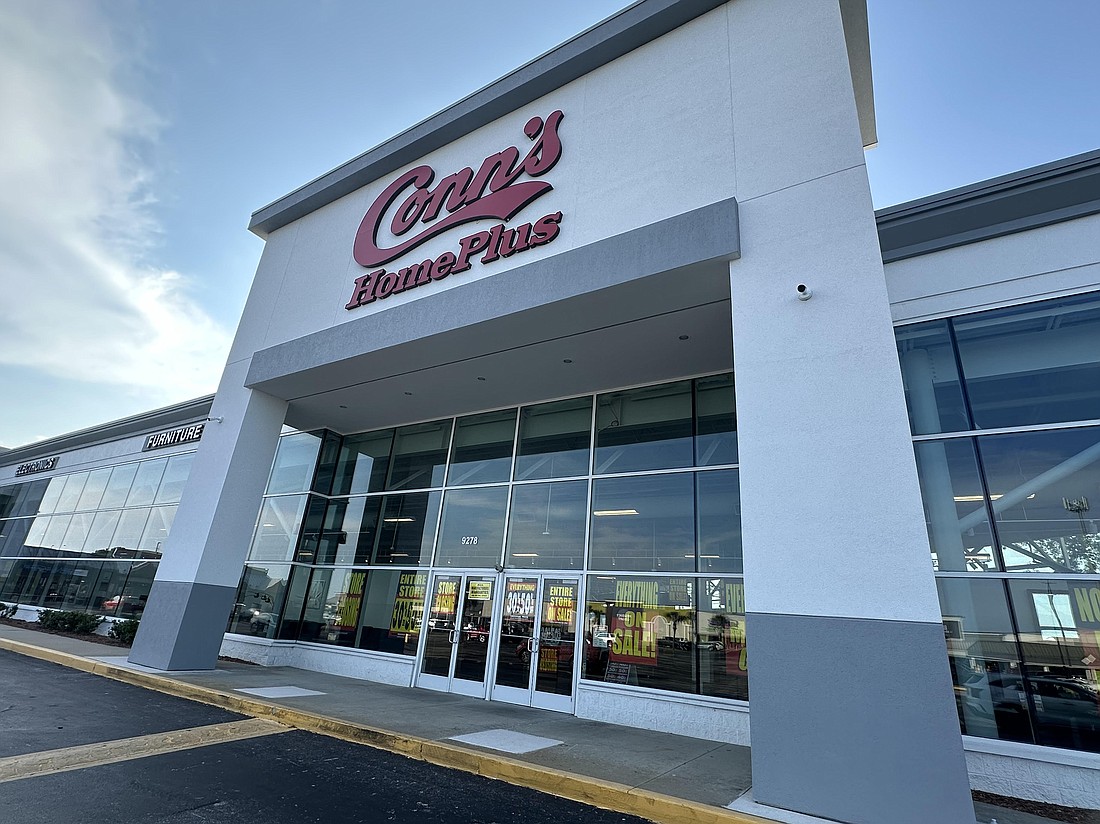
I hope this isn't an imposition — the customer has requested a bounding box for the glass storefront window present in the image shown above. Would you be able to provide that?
[116,560,155,618]
[37,476,66,515]
[448,409,517,486]
[595,382,694,474]
[228,564,291,637]
[895,320,969,435]
[937,578,1032,745]
[697,578,748,700]
[376,493,440,565]
[1008,579,1100,753]
[296,568,367,646]
[0,481,48,520]
[59,513,94,554]
[0,518,32,558]
[112,509,151,557]
[76,468,112,512]
[955,293,1100,430]
[138,506,176,557]
[696,471,742,573]
[125,459,167,507]
[88,562,132,615]
[515,397,592,481]
[55,473,88,514]
[267,432,322,494]
[154,454,194,504]
[387,420,451,490]
[694,374,738,466]
[979,428,1100,574]
[84,511,122,556]
[248,497,307,562]
[505,481,587,570]
[332,430,393,496]
[24,516,50,555]
[589,473,695,572]
[277,565,314,640]
[99,463,139,509]
[42,515,72,551]
[913,439,998,572]
[435,487,508,568]
[583,574,696,694]
[355,569,426,655]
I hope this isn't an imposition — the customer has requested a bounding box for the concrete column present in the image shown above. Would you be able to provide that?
[727,2,973,822]
[129,358,287,670]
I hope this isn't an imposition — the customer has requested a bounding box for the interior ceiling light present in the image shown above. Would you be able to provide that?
[383,517,415,523]
[593,509,639,516]
[512,553,539,557]
[952,494,1028,502]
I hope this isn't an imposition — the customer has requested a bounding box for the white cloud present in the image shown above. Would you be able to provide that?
[0,1,230,404]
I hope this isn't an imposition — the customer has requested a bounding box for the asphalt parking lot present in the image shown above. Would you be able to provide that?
[0,650,652,824]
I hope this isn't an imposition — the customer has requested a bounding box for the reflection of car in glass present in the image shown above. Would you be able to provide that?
[592,630,613,649]
[101,595,146,617]
[973,675,1100,730]
[249,611,275,634]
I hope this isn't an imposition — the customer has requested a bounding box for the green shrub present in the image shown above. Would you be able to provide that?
[37,609,105,634]
[108,618,140,646]
[0,602,16,619]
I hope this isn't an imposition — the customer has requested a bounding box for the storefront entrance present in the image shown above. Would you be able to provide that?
[415,572,580,712]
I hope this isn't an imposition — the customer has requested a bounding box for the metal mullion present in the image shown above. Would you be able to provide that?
[912,419,1100,442]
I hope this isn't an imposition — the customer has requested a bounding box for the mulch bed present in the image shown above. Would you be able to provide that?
[0,615,131,646]
[974,790,1100,823]
[0,616,254,663]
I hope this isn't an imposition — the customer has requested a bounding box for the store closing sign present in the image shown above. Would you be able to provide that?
[346,111,565,310]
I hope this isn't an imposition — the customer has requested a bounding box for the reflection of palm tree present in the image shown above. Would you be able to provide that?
[709,614,730,631]
[664,611,683,640]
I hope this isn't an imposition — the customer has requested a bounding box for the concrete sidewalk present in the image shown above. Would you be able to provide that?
[0,624,1059,824]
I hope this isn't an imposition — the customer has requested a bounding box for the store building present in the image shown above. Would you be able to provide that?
[2,1,1099,821]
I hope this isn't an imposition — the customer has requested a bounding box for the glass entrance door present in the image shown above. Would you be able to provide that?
[416,573,497,697]
[491,575,580,712]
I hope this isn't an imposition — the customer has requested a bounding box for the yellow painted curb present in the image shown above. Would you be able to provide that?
[0,637,771,824]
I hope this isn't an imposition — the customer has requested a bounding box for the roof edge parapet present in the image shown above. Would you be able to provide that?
[876,148,1100,263]
[0,395,215,466]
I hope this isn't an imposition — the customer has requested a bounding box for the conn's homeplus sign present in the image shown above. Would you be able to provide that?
[143,423,205,452]
[345,110,565,311]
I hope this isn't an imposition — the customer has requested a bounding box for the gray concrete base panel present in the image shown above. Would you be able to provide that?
[128,580,238,671]
[746,612,975,824]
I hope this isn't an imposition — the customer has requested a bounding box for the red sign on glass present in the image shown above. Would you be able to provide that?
[346,111,565,311]
[607,606,657,666]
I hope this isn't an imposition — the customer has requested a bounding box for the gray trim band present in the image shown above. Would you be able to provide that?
[746,612,974,823]
[245,197,739,394]
[248,0,728,238]
[128,580,239,671]
[877,147,1100,263]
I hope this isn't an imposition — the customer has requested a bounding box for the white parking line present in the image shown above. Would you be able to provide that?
[0,718,287,783]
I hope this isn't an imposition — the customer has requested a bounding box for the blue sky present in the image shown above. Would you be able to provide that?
[1,0,1098,449]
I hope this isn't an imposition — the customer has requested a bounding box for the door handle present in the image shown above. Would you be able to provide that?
[448,628,459,644]
[528,637,540,653]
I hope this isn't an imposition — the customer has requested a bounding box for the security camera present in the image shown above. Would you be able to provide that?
[796,284,813,301]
